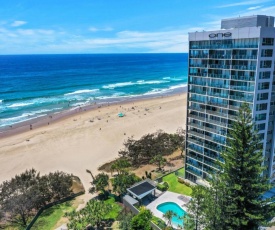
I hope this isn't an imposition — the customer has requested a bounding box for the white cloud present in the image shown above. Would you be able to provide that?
[247,5,262,10]
[88,26,113,32]
[81,29,189,52]
[217,0,271,8]
[11,20,27,27]
[239,5,275,16]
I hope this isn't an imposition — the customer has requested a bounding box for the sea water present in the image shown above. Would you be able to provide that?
[0,53,188,128]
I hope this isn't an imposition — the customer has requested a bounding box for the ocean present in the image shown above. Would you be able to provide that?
[0,53,188,129]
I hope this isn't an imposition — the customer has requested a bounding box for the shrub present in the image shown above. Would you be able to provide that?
[178,177,190,187]
[157,182,169,191]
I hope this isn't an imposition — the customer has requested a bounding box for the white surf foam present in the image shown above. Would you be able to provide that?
[169,84,187,90]
[102,80,169,89]
[102,82,134,89]
[143,84,187,96]
[7,102,34,108]
[163,77,185,81]
[65,89,99,96]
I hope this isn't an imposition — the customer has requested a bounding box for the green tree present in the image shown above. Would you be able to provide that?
[184,185,207,230]
[88,172,109,199]
[112,172,140,196]
[47,171,73,200]
[174,127,186,157]
[118,130,179,167]
[66,199,112,229]
[0,169,39,227]
[0,169,74,228]
[203,175,227,230]
[150,154,167,171]
[163,210,177,227]
[220,103,275,229]
[110,158,131,175]
[118,208,134,230]
[130,207,152,230]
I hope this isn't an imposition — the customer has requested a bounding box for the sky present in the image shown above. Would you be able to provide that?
[0,0,275,54]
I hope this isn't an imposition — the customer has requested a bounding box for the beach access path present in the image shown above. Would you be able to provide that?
[0,93,187,193]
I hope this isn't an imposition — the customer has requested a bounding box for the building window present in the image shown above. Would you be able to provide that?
[259,71,271,79]
[261,49,273,57]
[258,82,270,90]
[256,123,266,131]
[256,103,268,111]
[257,93,269,101]
[262,38,274,46]
[260,60,272,68]
[255,113,267,121]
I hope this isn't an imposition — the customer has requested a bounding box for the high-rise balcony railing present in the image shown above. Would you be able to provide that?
[189,130,205,139]
[189,89,207,95]
[231,65,256,71]
[186,166,203,176]
[208,83,229,89]
[232,55,257,60]
[188,113,206,121]
[204,134,226,146]
[190,44,258,49]
[208,100,228,108]
[204,150,222,161]
[187,153,204,163]
[208,73,230,79]
[189,96,206,104]
[230,85,255,92]
[208,64,231,69]
[204,159,221,170]
[204,142,223,153]
[188,143,204,154]
[209,54,231,59]
[189,81,207,86]
[186,160,203,169]
[207,91,229,98]
[231,75,255,82]
[187,137,204,147]
[189,72,208,77]
[188,122,227,136]
[206,118,230,128]
[189,105,237,121]
[190,64,208,68]
[188,105,205,113]
[189,54,209,58]
[229,94,254,102]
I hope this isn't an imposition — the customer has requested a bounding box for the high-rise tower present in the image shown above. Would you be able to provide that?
[185,15,275,184]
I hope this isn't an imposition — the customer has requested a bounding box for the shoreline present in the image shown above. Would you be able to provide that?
[0,87,187,139]
[0,92,187,191]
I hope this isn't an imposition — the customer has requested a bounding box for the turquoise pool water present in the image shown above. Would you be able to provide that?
[157,202,186,227]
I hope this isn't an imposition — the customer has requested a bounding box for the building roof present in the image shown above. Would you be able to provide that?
[127,180,156,199]
[123,194,139,205]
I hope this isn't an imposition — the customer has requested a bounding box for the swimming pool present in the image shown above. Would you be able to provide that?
[157,202,186,227]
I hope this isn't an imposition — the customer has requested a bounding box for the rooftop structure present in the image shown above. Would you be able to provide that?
[127,179,156,200]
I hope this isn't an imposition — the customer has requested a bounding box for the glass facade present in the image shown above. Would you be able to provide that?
[185,38,259,182]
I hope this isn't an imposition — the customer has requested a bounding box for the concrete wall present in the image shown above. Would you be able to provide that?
[221,15,274,29]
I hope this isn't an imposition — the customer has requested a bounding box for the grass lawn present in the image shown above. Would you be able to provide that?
[31,201,75,230]
[104,197,123,220]
[162,170,192,196]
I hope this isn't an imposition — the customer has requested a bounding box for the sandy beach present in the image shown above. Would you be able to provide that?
[0,93,187,192]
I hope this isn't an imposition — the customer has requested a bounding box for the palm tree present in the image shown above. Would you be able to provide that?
[177,215,185,229]
[163,210,177,227]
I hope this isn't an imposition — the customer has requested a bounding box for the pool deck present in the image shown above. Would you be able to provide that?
[146,191,191,227]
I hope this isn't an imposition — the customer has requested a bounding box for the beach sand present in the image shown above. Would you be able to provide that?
[0,93,187,193]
